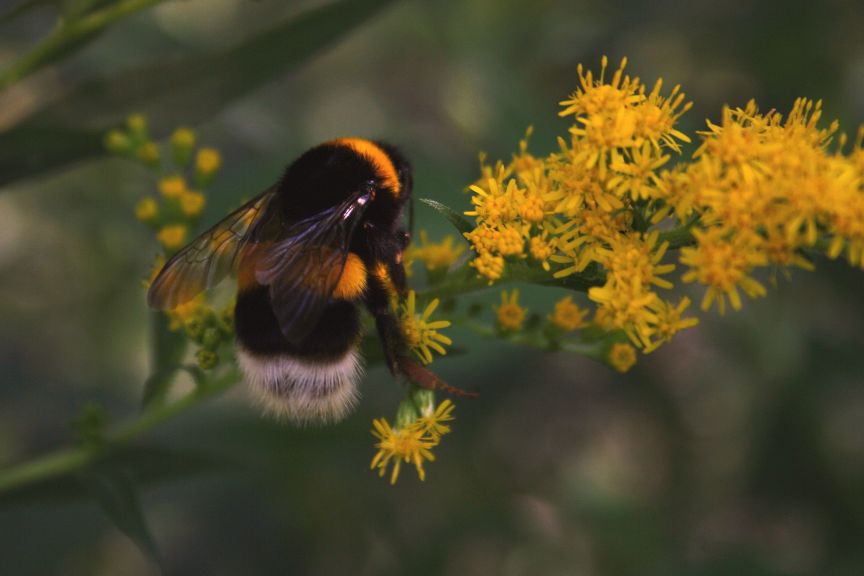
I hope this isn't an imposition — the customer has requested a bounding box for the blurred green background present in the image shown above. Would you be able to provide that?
[1,0,863,574]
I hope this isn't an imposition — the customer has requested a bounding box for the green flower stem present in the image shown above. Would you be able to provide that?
[0,0,168,91]
[0,368,239,496]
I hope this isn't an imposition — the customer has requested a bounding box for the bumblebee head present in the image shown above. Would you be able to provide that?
[279,138,411,229]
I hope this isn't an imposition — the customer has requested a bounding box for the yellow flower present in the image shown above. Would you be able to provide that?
[399,291,452,364]
[469,251,504,282]
[171,127,196,166]
[549,296,588,331]
[171,127,196,150]
[370,418,437,484]
[157,224,188,251]
[409,230,465,272]
[608,342,637,373]
[644,297,699,352]
[104,130,130,154]
[495,289,527,331]
[159,176,186,199]
[126,114,147,135]
[166,293,206,331]
[680,228,767,313]
[196,148,222,178]
[136,142,159,166]
[135,197,158,223]
[180,191,206,217]
[370,399,455,484]
[416,399,455,439]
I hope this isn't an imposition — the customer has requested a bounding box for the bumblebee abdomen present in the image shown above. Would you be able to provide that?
[234,285,364,423]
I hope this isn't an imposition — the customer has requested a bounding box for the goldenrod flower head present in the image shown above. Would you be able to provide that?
[196,148,222,177]
[409,230,465,272]
[135,197,158,223]
[371,399,455,484]
[180,190,206,217]
[104,130,130,154]
[166,293,206,331]
[157,224,188,251]
[136,142,160,166]
[495,289,527,331]
[171,127,196,150]
[159,176,187,199]
[126,114,147,135]
[608,342,637,373]
[399,290,452,364]
[549,296,588,331]
[469,250,504,283]
[171,127,196,167]
[680,228,767,313]
[644,297,699,352]
[416,399,455,439]
[371,418,436,484]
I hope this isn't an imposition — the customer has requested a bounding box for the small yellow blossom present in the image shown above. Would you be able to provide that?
[157,224,188,251]
[371,418,436,484]
[180,190,206,217]
[126,114,147,135]
[608,342,637,373]
[399,291,452,364]
[680,228,767,313]
[416,399,455,438]
[136,142,159,166]
[171,127,196,150]
[135,197,158,223]
[470,251,504,282]
[495,289,527,331]
[644,298,699,352]
[159,176,186,199]
[371,400,455,484]
[166,293,206,331]
[409,230,465,272]
[104,130,130,153]
[196,148,222,177]
[549,296,588,331]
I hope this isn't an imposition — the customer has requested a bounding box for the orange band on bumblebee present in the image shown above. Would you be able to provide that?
[332,138,401,197]
[333,253,368,300]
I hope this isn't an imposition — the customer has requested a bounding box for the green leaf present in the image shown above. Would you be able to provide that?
[81,468,162,569]
[419,198,474,236]
[0,0,399,188]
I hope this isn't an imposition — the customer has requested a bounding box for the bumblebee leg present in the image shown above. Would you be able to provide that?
[365,272,406,375]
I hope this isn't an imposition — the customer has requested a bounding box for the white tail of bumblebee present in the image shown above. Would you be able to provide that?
[236,347,362,424]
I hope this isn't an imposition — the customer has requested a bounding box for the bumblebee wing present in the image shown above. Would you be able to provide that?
[147,187,278,309]
[255,193,367,344]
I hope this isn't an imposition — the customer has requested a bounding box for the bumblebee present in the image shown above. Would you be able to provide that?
[148,138,418,423]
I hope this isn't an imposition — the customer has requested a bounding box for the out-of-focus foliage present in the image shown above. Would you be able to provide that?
[0,0,863,575]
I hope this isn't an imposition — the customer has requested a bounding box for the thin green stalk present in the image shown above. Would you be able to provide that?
[0,368,238,496]
[0,0,167,91]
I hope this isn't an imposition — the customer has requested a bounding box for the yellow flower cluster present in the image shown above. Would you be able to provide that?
[462,56,864,359]
[371,399,455,484]
[464,57,696,353]
[675,99,864,311]
[107,119,219,255]
[109,116,231,369]
[398,290,453,364]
